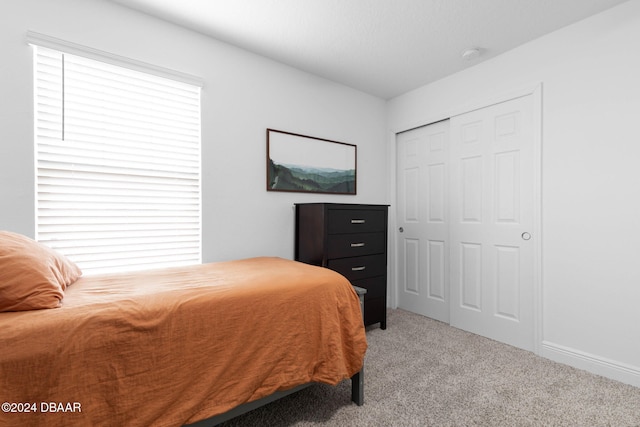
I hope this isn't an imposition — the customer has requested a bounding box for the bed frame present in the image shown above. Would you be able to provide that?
[186,286,367,426]
[187,372,363,426]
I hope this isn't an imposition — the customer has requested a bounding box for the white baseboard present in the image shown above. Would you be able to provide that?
[541,341,640,388]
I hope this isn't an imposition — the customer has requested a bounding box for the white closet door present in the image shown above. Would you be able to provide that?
[396,120,450,323]
[449,94,535,351]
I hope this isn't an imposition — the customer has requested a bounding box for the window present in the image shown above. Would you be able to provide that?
[32,40,202,275]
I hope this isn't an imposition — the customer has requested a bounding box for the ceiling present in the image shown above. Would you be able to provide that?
[109,0,629,99]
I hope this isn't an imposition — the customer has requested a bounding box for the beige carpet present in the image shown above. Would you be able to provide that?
[220,309,640,426]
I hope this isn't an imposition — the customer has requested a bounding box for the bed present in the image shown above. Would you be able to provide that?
[0,231,367,427]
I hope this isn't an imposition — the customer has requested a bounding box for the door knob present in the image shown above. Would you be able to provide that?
[521,232,531,241]
[399,227,404,233]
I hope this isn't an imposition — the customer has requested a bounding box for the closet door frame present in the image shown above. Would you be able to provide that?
[387,83,543,355]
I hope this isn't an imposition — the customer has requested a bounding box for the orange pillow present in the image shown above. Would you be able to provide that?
[0,231,82,312]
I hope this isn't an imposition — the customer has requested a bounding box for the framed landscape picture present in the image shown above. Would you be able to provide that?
[267,129,356,194]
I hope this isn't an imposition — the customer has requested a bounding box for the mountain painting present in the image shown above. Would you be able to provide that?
[267,129,356,194]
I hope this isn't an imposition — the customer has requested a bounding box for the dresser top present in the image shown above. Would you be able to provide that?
[295,202,389,209]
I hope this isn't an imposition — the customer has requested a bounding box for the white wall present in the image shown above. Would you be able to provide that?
[0,0,388,262]
[388,1,640,386]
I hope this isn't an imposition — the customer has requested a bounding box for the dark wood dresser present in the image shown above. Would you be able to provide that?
[295,203,388,329]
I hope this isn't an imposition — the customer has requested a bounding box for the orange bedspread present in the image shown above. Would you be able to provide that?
[0,257,367,427]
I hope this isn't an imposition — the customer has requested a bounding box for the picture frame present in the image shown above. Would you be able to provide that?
[266,128,357,195]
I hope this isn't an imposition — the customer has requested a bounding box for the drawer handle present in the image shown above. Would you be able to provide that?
[350,242,365,248]
[351,219,366,224]
[352,266,366,271]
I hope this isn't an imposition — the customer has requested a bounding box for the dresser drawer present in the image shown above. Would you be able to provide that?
[327,232,386,259]
[351,276,386,299]
[363,297,386,328]
[328,254,386,281]
[327,209,386,234]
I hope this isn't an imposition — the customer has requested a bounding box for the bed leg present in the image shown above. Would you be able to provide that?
[351,368,364,406]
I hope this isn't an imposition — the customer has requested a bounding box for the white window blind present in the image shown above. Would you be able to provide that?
[33,45,202,275]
